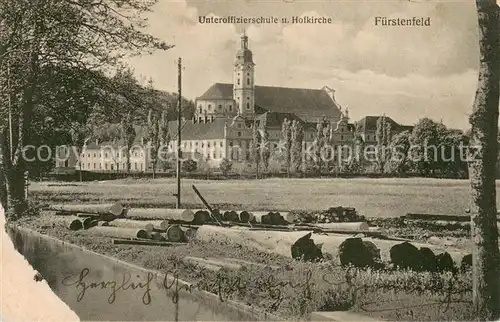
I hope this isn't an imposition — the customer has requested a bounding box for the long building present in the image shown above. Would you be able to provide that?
[56,33,356,172]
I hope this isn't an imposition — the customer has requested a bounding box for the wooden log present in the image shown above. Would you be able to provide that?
[219,257,280,270]
[405,213,470,222]
[311,234,467,264]
[150,232,164,241]
[54,210,72,216]
[181,258,225,272]
[109,219,156,232]
[151,220,170,230]
[193,210,210,225]
[239,211,254,223]
[222,210,239,222]
[252,212,274,225]
[314,222,369,231]
[281,212,296,224]
[87,226,150,239]
[124,208,195,222]
[180,226,197,242]
[194,225,318,260]
[161,225,185,242]
[53,216,83,231]
[270,212,286,225]
[75,212,116,222]
[69,219,83,231]
[368,226,387,234]
[182,256,242,271]
[48,203,125,216]
[82,217,98,230]
[112,239,183,246]
[404,219,500,230]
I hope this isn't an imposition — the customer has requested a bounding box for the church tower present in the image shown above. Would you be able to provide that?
[233,32,255,118]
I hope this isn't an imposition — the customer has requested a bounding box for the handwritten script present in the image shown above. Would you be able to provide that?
[61,265,471,313]
[61,268,154,305]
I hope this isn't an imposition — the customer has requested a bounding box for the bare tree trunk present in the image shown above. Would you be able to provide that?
[469,1,500,320]
[126,147,131,174]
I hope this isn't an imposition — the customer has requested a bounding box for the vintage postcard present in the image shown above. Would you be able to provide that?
[1,0,500,321]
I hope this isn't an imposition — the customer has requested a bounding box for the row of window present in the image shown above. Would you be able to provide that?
[183,141,224,149]
[81,151,144,158]
[198,99,252,114]
[236,78,251,86]
[199,104,233,114]
[79,162,144,171]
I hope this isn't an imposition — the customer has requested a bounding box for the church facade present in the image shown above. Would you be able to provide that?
[165,33,354,167]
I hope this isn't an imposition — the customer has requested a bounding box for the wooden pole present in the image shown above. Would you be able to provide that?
[192,185,223,226]
[124,208,194,222]
[176,57,182,209]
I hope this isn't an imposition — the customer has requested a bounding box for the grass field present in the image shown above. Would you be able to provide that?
[21,177,483,320]
[29,177,500,217]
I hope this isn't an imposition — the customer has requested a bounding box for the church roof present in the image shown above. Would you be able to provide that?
[197,83,342,121]
[255,111,304,128]
[197,83,234,100]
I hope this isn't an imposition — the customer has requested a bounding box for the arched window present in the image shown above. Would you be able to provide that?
[247,78,250,85]
[238,79,240,85]
[246,102,250,110]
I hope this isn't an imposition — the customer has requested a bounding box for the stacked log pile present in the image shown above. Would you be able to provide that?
[192,225,470,272]
[295,206,365,224]
[45,201,473,273]
[49,203,198,245]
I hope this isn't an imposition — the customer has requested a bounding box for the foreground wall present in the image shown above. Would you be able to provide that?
[6,225,280,321]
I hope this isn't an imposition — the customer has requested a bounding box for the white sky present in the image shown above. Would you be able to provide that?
[127,0,492,130]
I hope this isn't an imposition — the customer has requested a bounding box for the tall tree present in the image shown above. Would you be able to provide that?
[313,120,326,175]
[260,129,270,173]
[251,123,261,179]
[409,117,448,176]
[0,0,172,215]
[468,1,500,320]
[389,130,411,175]
[120,111,136,173]
[290,120,304,173]
[69,122,92,182]
[158,111,171,171]
[146,109,160,178]
[375,115,392,173]
[281,118,292,177]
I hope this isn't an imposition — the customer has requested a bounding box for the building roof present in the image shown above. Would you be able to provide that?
[255,111,304,128]
[197,83,234,100]
[355,116,412,133]
[197,83,342,121]
[167,118,228,140]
